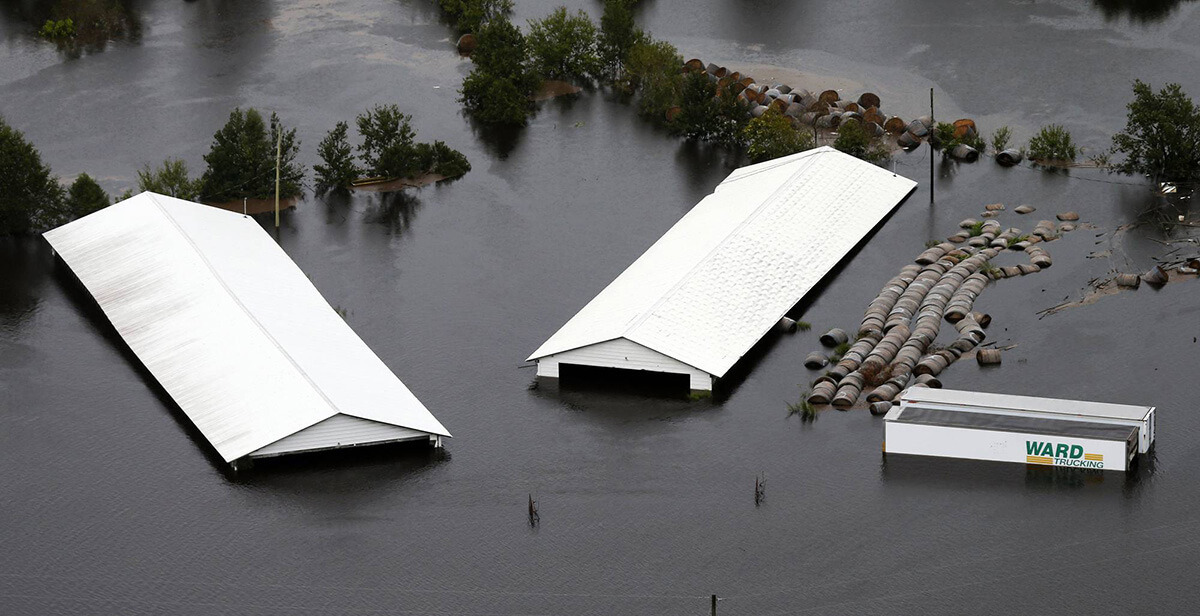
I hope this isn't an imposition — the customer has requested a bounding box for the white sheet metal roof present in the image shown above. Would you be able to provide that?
[43,192,449,462]
[528,147,917,377]
[900,388,1154,421]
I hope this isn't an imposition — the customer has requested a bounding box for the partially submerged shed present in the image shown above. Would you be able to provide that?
[43,192,450,467]
[527,147,917,391]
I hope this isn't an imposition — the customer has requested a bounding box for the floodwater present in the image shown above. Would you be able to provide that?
[2,1,1200,614]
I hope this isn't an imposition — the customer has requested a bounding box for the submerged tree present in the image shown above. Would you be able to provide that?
[314,121,361,192]
[598,0,644,79]
[527,7,601,82]
[437,0,513,34]
[624,38,682,121]
[356,105,419,179]
[137,158,200,200]
[834,118,891,163]
[459,17,538,125]
[1027,124,1078,163]
[672,72,747,148]
[65,173,109,219]
[199,108,303,201]
[1110,80,1200,185]
[0,116,66,235]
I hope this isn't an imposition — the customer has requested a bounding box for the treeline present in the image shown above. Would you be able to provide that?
[0,104,471,235]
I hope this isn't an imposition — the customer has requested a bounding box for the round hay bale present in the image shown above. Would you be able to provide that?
[1018,263,1041,275]
[1142,265,1168,286]
[705,62,720,75]
[897,131,921,150]
[1031,254,1052,268]
[976,348,1002,365]
[784,102,805,118]
[844,102,861,113]
[916,115,933,128]
[818,89,840,105]
[971,311,991,328]
[799,112,819,125]
[776,84,792,95]
[952,119,977,139]
[740,76,755,88]
[820,328,849,347]
[1059,223,1076,232]
[858,92,882,109]
[456,33,478,54]
[714,66,728,78]
[996,149,1024,166]
[950,144,979,162]
[1001,265,1022,277]
[832,382,861,408]
[869,401,893,416]
[984,203,1005,212]
[804,351,829,370]
[727,71,741,82]
[750,105,768,118]
[765,88,782,99]
[1056,211,1080,221]
[906,120,930,138]
[862,106,885,126]
[959,218,979,229]
[1014,205,1035,214]
[808,380,837,405]
[684,58,705,72]
[914,374,942,388]
[884,116,907,135]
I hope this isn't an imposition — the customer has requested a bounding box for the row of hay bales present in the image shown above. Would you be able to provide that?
[803,216,1056,414]
[683,59,903,138]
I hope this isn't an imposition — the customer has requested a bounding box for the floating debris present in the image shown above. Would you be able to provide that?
[1142,265,1168,286]
[1057,212,1080,222]
[1014,205,1035,214]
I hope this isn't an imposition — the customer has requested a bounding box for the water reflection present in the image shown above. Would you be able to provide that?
[1092,0,1196,22]
[0,238,51,332]
[367,189,422,234]
[0,0,143,56]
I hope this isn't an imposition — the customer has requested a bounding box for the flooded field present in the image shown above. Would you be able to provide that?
[2,1,1199,614]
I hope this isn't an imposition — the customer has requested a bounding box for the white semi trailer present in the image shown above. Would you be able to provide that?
[883,389,1155,472]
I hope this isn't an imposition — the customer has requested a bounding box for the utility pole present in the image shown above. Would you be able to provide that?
[274,125,282,228]
[711,594,718,616]
[929,87,935,204]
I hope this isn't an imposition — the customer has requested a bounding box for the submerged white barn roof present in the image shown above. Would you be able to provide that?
[529,147,917,378]
[44,192,449,462]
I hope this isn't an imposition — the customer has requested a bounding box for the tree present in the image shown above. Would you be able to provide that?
[415,141,472,178]
[313,121,361,192]
[66,174,109,219]
[527,7,600,82]
[1027,124,1078,162]
[625,38,682,120]
[199,108,303,201]
[459,17,538,126]
[0,115,66,235]
[1111,80,1200,184]
[437,0,513,34]
[599,0,644,78]
[356,106,418,178]
[744,108,814,163]
[834,118,890,163]
[137,158,200,200]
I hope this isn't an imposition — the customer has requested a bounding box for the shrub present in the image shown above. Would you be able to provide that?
[0,116,66,235]
[459,16,539,126]
[66,173,109,218]
[199,108,303,201]
[314,121,361,192]
[527,7,600,82]
[437,0,513,34]
[1110,80,1200,184]
[991,126,1012,151]
[834,119,891,163]
[934,121,985,154]
[744,108,813,163]
[598,0,644,79]
[137,158,200,200]
[625,38,682,120]
[1027,124,1078,162]
[415,141,472,178]
[39,18,75,40]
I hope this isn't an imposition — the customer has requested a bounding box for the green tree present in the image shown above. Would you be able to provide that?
[66,173,109,218]
[527,7,600,82]
[314,121,362,192]
[671,71,747,148]
[459,17,538,125]
[199,108,303,201]
[990,126,1012,151]
[744,108,814,163]
[415,141,472,178]
[599,0,644,79]
[1110,80,1200,184]
[437,0,513,34]
[625,38,682,121]
[0,116,66,235]
[356,106,418,179]
[1027,124,1078,162]
[834,118,890,163]
[137,158,200,200]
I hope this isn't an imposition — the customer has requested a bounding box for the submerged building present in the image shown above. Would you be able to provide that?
[44,192,450,467]
[527,147,917,391]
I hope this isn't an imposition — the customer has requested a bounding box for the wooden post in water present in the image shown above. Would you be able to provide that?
[711,594,718,616]
[274,124,282,228]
